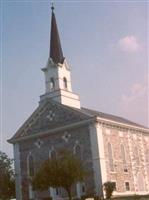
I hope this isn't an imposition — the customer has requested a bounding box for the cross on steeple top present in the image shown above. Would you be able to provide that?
[51,2,54,11]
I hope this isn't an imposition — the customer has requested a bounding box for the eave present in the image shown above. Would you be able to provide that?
[7,117,96,144]
[96,116,149,134]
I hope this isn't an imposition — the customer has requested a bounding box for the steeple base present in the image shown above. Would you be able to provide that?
[40,90,81,109]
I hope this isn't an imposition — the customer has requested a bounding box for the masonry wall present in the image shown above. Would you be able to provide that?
[19,125,95,200]
[102,124,149,195]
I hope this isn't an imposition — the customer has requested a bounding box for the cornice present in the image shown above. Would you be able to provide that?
[8,117,95,144]
[96,116,149,133]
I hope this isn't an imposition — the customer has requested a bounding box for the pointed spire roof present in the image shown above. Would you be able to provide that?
[50,6,64,64]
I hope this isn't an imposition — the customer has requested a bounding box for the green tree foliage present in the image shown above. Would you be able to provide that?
[103,181,115,199]
[0,151,15,200]
[33,150,87,200]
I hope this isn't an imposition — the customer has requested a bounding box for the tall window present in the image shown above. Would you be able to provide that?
[108,143,114,172]
[55,187,62,196]
[125,182,130,191]
[146,149,149,163]
[134,147,140,166]
[28,155,34,177]
[50,77,55,91]
[74,145,82,160]
[50,150,56,159]
[81,183,85,194]
[121,144,127,172]
[137,172,145,191]
[63,77,67,90]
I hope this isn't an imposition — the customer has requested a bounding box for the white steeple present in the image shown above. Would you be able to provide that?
[40,6,80,109]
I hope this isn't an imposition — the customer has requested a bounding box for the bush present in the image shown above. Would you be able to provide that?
[103,181,115,199]
[42,197,52,200]
[94,195,101,200]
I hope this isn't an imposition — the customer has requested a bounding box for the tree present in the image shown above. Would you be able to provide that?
[0,151,15,200]
[33,150,87,200]
[103,181,115,199]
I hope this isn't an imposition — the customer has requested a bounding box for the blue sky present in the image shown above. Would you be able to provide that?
[1,1,148,157]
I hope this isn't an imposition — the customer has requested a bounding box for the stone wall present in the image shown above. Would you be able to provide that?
[102,124,149,195]
[19,124,95,200]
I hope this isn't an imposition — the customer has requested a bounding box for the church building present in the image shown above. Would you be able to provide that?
[8,6,149,200]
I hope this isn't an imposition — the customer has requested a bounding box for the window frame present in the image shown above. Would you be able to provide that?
[107,143,114,172]
[27,154,34,177]
[49,149,57,160]
[125,182,130,191]
[50,77,55,91]
[74,144,82,160]
[63,77,68,90]
[121,144,128,172]
[134,146,140,166]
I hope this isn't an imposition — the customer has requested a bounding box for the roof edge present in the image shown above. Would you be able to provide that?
[8,117,95,144]
[96,116,149,133]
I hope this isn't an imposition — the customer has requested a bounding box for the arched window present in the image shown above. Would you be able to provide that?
[146,149,149,163]
[76,182,85,197]
[121,144,127,172]
[50,77,55,91]
[74,145,82,160]
[27,155,34,177]
[108,143,114,172]
[63,77,67,90]
[137,172,145,191]
[81,183,85,194]
[134,147,140,166]
[50,150,56,159]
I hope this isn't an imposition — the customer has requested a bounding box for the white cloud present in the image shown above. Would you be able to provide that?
[122,83,146,104]
[120,79,149,127]
[118,35,140,52]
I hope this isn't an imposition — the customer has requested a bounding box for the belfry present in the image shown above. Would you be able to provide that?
[40,6,80,109]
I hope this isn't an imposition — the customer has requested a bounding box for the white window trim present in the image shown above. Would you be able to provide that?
[27,152,34,177]
[124,181,131,191]
[108,143,114,172]
[73,144,82,160]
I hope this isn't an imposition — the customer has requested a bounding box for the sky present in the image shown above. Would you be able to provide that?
[0,0,148,158]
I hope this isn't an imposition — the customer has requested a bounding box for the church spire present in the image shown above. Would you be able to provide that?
[41,5,80,109]
[50,5,64,64]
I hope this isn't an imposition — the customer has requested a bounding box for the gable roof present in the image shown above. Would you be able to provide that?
[81,107,147,129]
[8,99,92,143]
